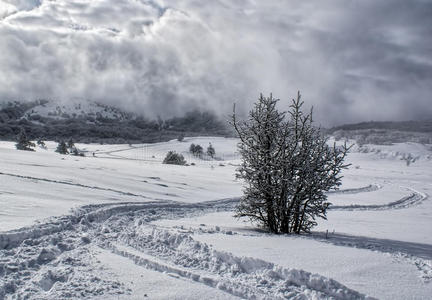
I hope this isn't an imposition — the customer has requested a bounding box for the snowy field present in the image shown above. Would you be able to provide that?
[0,137,431,299]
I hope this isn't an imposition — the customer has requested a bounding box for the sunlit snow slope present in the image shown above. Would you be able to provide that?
[0,137,431,299]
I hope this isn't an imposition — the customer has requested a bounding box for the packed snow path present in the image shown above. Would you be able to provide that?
[0,198,374,300]
[329,187,428,211]
[1,196,431,299]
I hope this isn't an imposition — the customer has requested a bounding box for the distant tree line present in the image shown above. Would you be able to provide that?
[15,128,84,156]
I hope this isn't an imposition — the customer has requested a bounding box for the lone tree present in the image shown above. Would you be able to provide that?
[231,92,350,234]
[56,140,69,154]
[206,143,216,158]
[16,128,35,151]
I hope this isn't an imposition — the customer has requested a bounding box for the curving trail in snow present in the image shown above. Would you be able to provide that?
[0,181,429,298]
[308,231,432,282]
[105,229,371,300]
[329,188,428,211]
[0,171,149,198]
[327,184,382,195]
[0,198,374,299]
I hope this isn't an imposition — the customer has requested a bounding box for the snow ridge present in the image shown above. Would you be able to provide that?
[103,228,373,300]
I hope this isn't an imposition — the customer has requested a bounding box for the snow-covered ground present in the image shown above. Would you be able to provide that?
[0,138,431,299]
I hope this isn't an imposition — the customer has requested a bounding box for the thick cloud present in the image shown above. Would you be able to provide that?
[0,0,431,125]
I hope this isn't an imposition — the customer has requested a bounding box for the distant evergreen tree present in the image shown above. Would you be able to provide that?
[56,140,69,154]
[206,143,215,158]
[15,128,35,151]
[163,151,186,165]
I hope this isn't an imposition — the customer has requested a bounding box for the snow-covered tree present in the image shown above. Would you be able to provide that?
[231,92,350,234]
[15,128,35,151]
[56,140,69,154]
[206,143,215,158]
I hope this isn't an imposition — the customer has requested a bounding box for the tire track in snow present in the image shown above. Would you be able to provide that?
[0,171,152,198]
[0,197,373,299]
[0,182,426,298]
[0,198,238,249]
[329,188,428,211]
[99,228,373,300]
[327,184,382,195]
[309,232,432,282]
[94,144,161,162]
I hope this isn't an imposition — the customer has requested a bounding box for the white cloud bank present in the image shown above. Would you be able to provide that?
[0,0,431,125]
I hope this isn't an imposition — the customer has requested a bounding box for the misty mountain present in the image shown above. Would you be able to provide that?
[0,100,231,143]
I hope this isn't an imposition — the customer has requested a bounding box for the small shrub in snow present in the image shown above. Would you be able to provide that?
[15,128,35,151]
[163,151,186,165]
[177,133,185,142]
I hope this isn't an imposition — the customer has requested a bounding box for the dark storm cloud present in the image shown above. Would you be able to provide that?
[0,0,431,125]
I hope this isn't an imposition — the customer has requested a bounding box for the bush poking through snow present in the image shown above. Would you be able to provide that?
[231,92,350,234]
[15,128,35,151]
[163,151,187,165]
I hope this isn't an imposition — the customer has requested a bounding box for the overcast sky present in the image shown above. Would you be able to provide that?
[0,0,431,126]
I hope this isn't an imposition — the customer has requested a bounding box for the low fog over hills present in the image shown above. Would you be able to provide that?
[0,0,431,126]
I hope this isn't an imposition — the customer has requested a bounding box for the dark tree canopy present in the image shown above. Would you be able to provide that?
[231,92,350,234]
